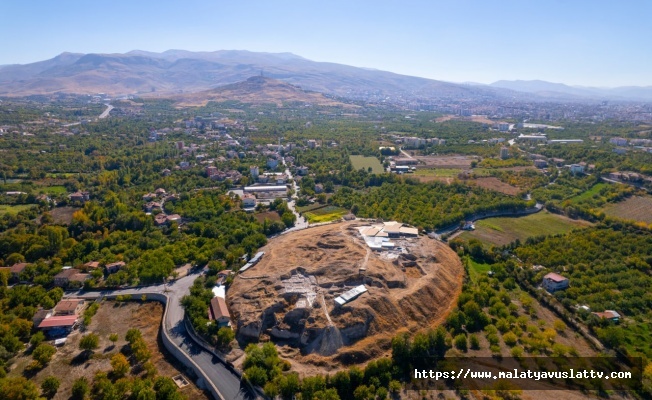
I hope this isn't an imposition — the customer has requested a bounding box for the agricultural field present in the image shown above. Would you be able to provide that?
[413,168,460,177]
[253,210,282,223]
[0,204,35,215]
[414,155,476,169]
[349,155,384,174]
[469,177,520,196]
[602,195,652,223]
[459,211,592,247]
[302,205,348,223]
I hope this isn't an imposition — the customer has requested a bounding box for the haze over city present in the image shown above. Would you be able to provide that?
[2,0,651,87]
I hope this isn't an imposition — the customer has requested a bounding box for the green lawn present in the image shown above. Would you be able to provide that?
[466,257,492,282]
[459,211,592,247]
[41,185,68,195]
[0,204,35,215]
[568,182,608,204]
[349,155,384,174]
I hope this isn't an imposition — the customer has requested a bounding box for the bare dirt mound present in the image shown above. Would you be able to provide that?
[228,221,463,371]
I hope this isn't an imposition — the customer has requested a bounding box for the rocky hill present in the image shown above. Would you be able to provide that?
[174,76,352,107]
[228,221,464,371]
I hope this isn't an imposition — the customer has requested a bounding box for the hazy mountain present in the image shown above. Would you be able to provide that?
[490,80,652,101]
[0,50,516,102]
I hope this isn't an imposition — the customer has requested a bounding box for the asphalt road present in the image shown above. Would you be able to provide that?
[68,271,257,400]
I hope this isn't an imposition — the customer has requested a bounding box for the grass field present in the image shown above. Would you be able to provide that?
[41,185,68,195]
[459,211,592,247]
[303,205,348,223]
[569,182,608,203]
[349,155,384,174]
[0,204,35,215]
[603,195,652,223]
[466,257,492,282]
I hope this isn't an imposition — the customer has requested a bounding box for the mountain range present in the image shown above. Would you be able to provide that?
[0,50,650,103]
[490,80,652,101]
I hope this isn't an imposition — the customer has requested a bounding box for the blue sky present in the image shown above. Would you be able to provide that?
[1,0,650,87]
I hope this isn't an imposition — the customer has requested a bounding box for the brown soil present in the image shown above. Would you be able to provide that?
[253,211,282,223]
[413,155,477,169]
[49,206,79,225]
[228,221,464,375]
[469,177,521,196]
[9,302,209,400]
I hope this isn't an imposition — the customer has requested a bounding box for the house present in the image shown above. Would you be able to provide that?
[267,158,279,169]
[534,159,548,168]
[154,214,168,226]
[69,191,90,203]
[38,315,78,336]
[166,214,181,223]
[155,188,167,196]
[592,310,621,322]
[142,193,157,201]
[314,184,324,194]
[54,299,84,316]
[542,272,569,292]
[69,273,90,286]
[242,193,256,208]
[53,268,83,287]
[208,296,231,327]
[105,261,126,274]
[144,201,162,212]
[83,261,100,270]
[161,168,172,176]
[296,166,309,176]
[609,137,628,146]
[10,262,28,280]
[569,164,585,174]
[32,308,53,328]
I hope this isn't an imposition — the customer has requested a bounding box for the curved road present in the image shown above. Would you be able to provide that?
[68,271,257,400]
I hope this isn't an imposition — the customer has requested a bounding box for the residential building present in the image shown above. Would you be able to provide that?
[38,315,78,335]
[609,137,628,146]
[306,139,317,149]
[242,193,256,208]
[53,268,83,287]
[54,299,84,316]
[83,261,100,270]
[10,262,28,280]
[208,296,231,327]
[296,166,309,176]
[542,272,569,292]
[267,158,279,169]
[591,310,621,322]
[315,184,324,194]
[500,147,510,160]
[105,261,126,274]
[250,165,259,179]
[69,191,90,203]
[569,164,585,174]
[534,159,548,168]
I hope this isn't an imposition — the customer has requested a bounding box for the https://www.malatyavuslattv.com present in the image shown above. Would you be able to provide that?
[407,358,641,391]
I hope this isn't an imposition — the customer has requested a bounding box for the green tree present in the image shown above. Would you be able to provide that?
[32,343,56,366]
[79,333,99,352]
[71,377,89,400]
[41,376,60,399]
[0,377,41,400]
[454,334,468,352]
[111,353,130,377]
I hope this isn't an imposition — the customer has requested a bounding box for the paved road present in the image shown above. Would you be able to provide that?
[99,104,114,119]
[68,272,257,400]
[282,157,309,231]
